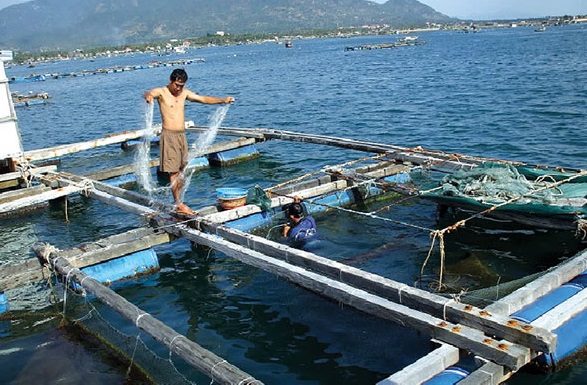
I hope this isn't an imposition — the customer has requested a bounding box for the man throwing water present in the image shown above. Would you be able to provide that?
[144,68,234,215]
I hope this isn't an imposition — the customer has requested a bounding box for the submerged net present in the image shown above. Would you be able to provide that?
[63,290,197,385]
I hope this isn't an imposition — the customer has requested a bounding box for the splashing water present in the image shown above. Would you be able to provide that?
[135,102,160,195]
[191,104,230,155]
[177,104,230,200]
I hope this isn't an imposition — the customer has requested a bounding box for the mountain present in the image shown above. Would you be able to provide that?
[0,0,453,51]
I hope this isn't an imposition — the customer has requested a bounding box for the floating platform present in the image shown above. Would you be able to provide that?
[3,124,587,384]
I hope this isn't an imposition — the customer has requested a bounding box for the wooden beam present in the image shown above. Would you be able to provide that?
[0,184,51,205]
[0,258,50,292]
[195,219,555,354]
[457,361,509,385]
[33,243,263,385]
[23,128,159,162]
[0,228,171,291]
[0,184,84,215]
[0,165,57,183]
[377,343,460,385]
[190,126,484,172]
[154,219,531,371]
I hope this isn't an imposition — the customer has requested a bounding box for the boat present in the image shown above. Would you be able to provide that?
[285,40,293,48]
[418,162,587,231]
[535,26,547,32]
[398,35,419,42]
[11,91,51,107]
[8,73,45,83]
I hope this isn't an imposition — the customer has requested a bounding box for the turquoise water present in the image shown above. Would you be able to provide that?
[2,24,587,384]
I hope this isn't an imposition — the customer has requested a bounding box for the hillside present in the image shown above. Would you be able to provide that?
[0,0,453,51]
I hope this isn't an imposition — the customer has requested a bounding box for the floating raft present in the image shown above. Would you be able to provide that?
[11,91,50,107]
[8,57,205,83]
[3,126,587,384]
[345,39,427,51]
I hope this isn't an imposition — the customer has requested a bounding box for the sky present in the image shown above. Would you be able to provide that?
[0,0,585,19]
[373,0,587,20]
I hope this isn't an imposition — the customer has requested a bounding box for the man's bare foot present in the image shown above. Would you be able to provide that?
[176,203,197,216]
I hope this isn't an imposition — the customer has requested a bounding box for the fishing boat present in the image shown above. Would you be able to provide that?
[11,91,51,107]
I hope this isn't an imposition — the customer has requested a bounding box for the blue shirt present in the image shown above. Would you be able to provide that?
[287,216,318,247]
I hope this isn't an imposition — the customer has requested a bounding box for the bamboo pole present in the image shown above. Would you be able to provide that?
[33,243,263,385]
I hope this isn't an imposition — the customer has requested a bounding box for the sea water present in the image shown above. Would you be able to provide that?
[2,24,586,384]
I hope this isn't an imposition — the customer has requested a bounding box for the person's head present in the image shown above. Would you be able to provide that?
[168,68,188,95]
[288,203,303,220]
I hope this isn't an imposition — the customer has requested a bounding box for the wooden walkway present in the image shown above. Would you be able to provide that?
[2,127,587,384]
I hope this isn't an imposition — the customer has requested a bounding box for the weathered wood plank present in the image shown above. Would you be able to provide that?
[197,219,556,354]
[0,228,170,291]
[486,248,587,315]
[0,184,83,215]
[155,219,531,371]
[377,343,459,385]
[0,258,49,292]
[33,243,262,385]
[23,128,160,162]
[457,361,509,385]
[0,184,51,204]
[84,137,257,182]
[192,126,484,172]
[0,165,57,183]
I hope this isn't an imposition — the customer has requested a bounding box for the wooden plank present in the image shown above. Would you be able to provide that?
[377,343,459,385]
[205,180,349,224]
[486,248,587,315]
[0,165,57,183]
[33,244,262,385]
[0,258,49,292]
[155,219,531,371]
[0,228,170,291]
[0,184,51,204]
[23,128,160,162]
[196,219,556,354]
[63,230,171,268]
[457,361,509,385]
[49,172,168,215]
[84,137,257,182]
[85,161,157,182]
[0,184,83,215]
[205,162,410,224]
[192,126,484,172]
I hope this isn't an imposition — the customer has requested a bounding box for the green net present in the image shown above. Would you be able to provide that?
[246,185,272,212]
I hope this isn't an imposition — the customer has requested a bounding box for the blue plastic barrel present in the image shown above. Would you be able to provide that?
[422,366,469,385]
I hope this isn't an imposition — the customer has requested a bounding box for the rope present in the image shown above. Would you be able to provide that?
[16,160,35,188]
[266,153,386,192]
[210,359,228,385]
[135,312,147,327]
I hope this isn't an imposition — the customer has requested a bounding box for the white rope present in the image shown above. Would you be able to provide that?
[210,359,228,385]
[135,312,147,327]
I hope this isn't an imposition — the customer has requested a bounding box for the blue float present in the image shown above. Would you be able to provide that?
[78,248,159,286]
[208,144,259,166]
[512,271,587,367]
[0,292,8,314]
[422,366,469,385]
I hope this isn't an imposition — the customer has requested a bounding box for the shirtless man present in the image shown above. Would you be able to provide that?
[144,68,234,215]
